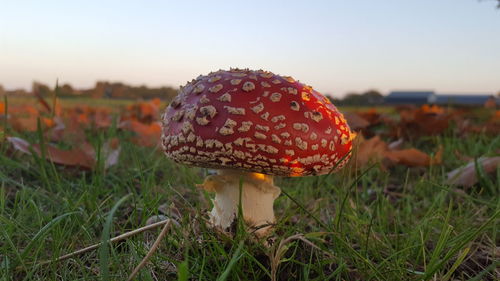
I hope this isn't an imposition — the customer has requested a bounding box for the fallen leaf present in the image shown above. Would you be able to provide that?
[433,145,443,165]
[393,105,451,139]
[102,138,121,169]
[492,110,500,122]
[93,108,113,128]
[8,136,121,170]
[344,112,370,131]
[7,136,95,169]
[351,135,441,169]
[42,117,55,128]
[119,120,161,147]
[48,116,87,143]
[387,138,404,150]
[421,104,445,115]
[122,99,160,124]
[7,137,32,154]
[351,135,388,168]
[357,108,381,125]
[384,148,432,167]
[10,117,43,132]
[447,157,500,187]
[8,105,38,117]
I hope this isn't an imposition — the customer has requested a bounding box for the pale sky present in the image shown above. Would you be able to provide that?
[1,0,499,97]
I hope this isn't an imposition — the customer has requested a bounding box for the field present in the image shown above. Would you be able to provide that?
[0,96,499,280]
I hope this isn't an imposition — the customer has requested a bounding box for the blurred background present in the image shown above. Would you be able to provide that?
[1,0,499,104]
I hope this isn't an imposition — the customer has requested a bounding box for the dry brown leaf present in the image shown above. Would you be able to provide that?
[357,108,381,125]
[387,138,404,150]
[9,117,54,132]
[433,145,443,165]
[447,157,500,187]
[421,104,445,115]
[119,120,161,147]
[492,110,500,122]
[93,108,113,128]
[351,135,389,168]
[393,105,451,139]
[122,99,161,124]
[7,136,95,169]
[351,135,442,169]
[7,105,39,117]
[384,148,431,167]
[343,112,370,131]
[102,138,121,169]
[7,136,121,170]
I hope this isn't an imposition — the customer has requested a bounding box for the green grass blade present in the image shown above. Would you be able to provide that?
[177,260,189,281]
[216,240,245,281]
[422,209,500,280]
[20,211,79,260]
[98,194,131,281]
[441,247,469,281]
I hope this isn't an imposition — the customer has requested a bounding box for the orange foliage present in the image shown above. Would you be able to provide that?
[77,113,89,124]
[122,99,161,124]
[492,110,500,122]
[420,104,444,115]
[42,117,55,128]
[393,105,451,139]
[119,120,161,147]
[8,105,38,117]
[3,95,496,175]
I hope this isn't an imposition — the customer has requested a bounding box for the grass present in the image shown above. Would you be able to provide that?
[3,96,167,110]
[0,114,499,280]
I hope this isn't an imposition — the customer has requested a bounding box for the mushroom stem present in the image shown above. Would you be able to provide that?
[197,169,281,236]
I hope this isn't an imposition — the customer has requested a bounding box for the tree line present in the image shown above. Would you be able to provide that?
[1,81,178,101]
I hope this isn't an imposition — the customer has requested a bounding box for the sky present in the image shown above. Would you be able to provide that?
[1,0,499,97]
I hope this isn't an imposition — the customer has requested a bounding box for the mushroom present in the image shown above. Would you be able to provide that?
[161,69,354,236]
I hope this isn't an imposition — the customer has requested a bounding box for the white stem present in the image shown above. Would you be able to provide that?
[197,170,281,236]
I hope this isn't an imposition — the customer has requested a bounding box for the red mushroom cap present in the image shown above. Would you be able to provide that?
[161,69,354,176]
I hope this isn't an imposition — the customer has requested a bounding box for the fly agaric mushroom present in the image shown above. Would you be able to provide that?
[161,69,354,236]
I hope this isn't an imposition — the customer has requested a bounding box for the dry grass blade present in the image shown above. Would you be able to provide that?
[127,219,172,281]
[33,219,172,267]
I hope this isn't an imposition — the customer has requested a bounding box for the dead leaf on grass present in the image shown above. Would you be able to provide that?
[385,148,432,167]
[343,112,370,131]
[7,136,95,168]
[119,120,161,147]
[351,135,388,168]
[7,136,121,170]
[394,105,451,139]
[447,157,500,187]
[102,137,121,169]
[351,135,442,169]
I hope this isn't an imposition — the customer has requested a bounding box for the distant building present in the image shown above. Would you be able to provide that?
[384,91,498,107]
[435,94,498,107]
[384,91,437,105]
